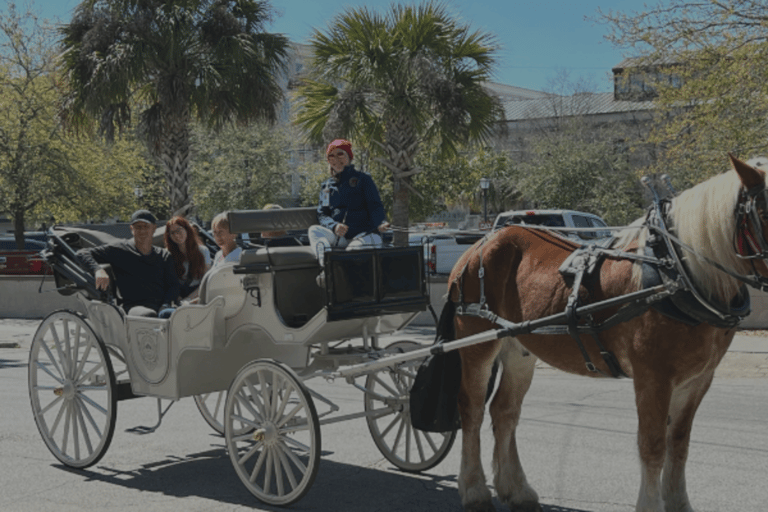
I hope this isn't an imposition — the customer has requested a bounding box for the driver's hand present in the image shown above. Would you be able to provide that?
[95,268,110,291]
[378,222,390,233]
[334,223,348,237]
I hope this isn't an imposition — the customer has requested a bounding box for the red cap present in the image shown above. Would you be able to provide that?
[326,139,353,161]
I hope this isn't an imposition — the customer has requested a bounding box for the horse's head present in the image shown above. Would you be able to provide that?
[730,154,768,262]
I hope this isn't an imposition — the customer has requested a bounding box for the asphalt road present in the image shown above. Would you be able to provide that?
[1,319,767,512]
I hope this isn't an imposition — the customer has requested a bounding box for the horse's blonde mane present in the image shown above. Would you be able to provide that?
[617,170,751,301]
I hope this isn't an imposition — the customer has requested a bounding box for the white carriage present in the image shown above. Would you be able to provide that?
[28,208,456,506]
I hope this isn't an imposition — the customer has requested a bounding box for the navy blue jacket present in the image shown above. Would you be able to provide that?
[78,241,180,312]
[316,165,386,239]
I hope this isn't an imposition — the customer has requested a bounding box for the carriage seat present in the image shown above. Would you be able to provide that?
[236,245,319,273]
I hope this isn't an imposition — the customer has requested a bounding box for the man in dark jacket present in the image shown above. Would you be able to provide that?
[78,210,180,317]
[308,139,389,263]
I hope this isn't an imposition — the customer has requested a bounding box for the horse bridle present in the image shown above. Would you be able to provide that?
[735,182,768,260]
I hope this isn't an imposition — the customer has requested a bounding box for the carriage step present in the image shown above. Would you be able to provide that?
[125,399,176,435]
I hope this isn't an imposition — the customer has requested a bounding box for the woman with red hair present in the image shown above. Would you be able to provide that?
[163,216,211,300]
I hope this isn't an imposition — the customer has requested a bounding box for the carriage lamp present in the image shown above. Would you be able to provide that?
[479,177,491,224]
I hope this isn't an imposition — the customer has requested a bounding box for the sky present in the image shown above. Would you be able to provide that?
[27,0,648,93]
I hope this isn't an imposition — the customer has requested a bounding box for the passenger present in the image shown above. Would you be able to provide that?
[308,138,390,264]
[211,212,243,268]
[78,209,180,317]
[163,216,211,300]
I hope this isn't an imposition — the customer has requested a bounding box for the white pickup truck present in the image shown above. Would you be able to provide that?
[414,210,609,276]
[492,209,611,242]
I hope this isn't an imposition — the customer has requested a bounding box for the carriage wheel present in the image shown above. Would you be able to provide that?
[28,311,117,468]
[364,340,457,472]
[225,360,321,506]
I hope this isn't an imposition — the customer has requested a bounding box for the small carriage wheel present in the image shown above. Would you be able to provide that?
[225,359,321,506]
[194,391,251,436]
[28,310,117,469]
[364,340,457,472]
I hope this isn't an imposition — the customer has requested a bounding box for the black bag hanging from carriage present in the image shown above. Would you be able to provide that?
[410,301,462,433]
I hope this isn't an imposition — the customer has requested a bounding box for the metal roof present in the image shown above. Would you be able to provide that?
[500,92,655,122]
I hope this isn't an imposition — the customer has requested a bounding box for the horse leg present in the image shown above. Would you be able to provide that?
[634,375,673,512]
[491,337,541,512]
[661,372,714,512]
[458,338,502,512]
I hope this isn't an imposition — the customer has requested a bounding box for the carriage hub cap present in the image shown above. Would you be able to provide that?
[253,423,278,444]
[53,380,75,400]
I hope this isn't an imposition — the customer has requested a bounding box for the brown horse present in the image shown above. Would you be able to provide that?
[449,155,768,512]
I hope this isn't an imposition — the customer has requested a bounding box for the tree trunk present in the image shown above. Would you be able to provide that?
[392,177,410,247]
[381,114,419,247]
[12,210,25,250]
[154,82,193,218]
[157,112,192,217]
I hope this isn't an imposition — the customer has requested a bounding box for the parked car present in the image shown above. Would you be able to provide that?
[409,230,484,275]
[492,209,611,242]
[0,237,49,275]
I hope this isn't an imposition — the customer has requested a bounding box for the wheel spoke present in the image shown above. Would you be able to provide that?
[34,361,64,384]
[39,329,65,381]
[275,402,303,430]
[281,439,309,473]
[379,410,401,438]
[73,336,95,383]
[53,320,71,378]
[231,414,262,434]
[273,446,285,497]
[77,392,109,416]
[249,446,268,484]
[276,445,299,490]
[273,379,294,424]
[246,376,269,420]
[75,359,105,388]
[73,398,93,457]
[238,440,264,466]
[76,395,104,439]
[39,394,64,415]
[235,389,263,423]
[370,373,399,397]
[263,448,274,494]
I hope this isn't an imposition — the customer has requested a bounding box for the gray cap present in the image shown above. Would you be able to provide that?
[130,209,156,225]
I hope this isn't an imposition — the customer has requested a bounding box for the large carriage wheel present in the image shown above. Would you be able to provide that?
[28,311,117,468]
[225,360,321,506]
[364,340,456,472]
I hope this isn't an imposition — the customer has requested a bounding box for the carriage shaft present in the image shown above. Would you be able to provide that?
[332,283,671,380]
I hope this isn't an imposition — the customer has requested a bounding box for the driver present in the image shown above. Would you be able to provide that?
[78,209,180,317]
[308,138,390,263]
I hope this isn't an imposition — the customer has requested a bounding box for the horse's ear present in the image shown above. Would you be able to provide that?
[730,153,766,189]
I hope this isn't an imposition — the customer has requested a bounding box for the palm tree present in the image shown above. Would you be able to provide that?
[296,2,502,245]
[59,0,288,216]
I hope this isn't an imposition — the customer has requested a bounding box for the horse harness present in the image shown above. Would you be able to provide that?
[453,180,768,379]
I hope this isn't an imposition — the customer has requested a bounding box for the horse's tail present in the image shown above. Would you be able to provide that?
[434,297,499,404]
[434,299,456,344]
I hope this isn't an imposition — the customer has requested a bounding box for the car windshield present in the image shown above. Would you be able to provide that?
[498,214,566,228]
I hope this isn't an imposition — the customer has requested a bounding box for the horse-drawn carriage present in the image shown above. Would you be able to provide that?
[28,207,455,506]
[28,155,768,512]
